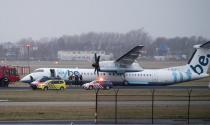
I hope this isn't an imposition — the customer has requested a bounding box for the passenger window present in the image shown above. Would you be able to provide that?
[33,69,44,73]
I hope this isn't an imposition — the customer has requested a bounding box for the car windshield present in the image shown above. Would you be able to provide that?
[91,80,96,84]
[36,77,50,82]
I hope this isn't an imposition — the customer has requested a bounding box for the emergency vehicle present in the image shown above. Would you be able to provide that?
[0,66,20,87]
[82,79,113,90]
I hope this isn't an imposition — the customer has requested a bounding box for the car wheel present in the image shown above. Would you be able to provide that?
[105,86,110,90]
[43,87,48,91]
[89,86,93,90]
[32,87,36,90]
[60,87,64,91]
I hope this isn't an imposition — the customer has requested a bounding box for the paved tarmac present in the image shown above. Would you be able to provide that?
[0,119,210,124]
[0,100,209,107]
[0,85,209,124]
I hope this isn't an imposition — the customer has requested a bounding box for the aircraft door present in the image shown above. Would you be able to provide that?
[152,72,158,82]
[50,69,56,78]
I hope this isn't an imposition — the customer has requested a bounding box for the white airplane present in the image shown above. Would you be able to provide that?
[21,41,210,86]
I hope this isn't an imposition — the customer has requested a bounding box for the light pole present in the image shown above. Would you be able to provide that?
[26,44,31,73]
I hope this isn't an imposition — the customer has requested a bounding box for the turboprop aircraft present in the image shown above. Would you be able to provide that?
[21,41,210,86]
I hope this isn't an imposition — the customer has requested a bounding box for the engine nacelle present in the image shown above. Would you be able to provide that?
[99,61,143,73]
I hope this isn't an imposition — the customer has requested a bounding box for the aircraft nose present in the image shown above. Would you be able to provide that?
[20,75,33,84]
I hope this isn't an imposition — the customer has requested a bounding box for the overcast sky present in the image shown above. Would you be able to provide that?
[0,0,210,42]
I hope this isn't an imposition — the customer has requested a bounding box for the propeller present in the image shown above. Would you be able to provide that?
[92,53,100,75]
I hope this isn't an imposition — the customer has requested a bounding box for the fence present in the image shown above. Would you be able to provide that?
[95,88,210,124]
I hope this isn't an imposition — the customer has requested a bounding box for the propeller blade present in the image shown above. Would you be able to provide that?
[97,56,100,63]
[97,70,99,76]
[94,53,97,62]
[92,53,100,76]
[94,68,96,74]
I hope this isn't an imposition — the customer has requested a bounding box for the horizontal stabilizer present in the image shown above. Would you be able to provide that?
[200,41,210,49]
[194,41,210,49]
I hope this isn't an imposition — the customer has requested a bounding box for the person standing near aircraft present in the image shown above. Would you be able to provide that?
[75,75,79,85]
[79,75,83,85]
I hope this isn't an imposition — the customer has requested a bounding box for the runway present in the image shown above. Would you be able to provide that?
[0,86,210,125]
[0,119,209,125]
[0,100,209,107]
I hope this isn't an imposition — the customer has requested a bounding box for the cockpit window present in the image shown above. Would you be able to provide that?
[33,69,44,73]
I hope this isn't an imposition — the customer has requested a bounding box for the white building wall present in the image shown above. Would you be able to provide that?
[57,51,113,61]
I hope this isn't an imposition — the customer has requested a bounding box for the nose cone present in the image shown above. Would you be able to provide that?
[20,75,33,84]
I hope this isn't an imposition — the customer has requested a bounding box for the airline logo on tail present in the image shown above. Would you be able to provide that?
[190,54,210,75]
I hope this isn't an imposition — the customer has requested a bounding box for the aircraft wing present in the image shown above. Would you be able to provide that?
[115,45,144,65]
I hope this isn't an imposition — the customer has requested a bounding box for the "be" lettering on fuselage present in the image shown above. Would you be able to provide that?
[190,54,210,75]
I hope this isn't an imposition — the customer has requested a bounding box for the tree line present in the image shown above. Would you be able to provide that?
[0,29,208,60]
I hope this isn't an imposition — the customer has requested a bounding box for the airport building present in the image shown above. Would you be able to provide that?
[57,51,113,61]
